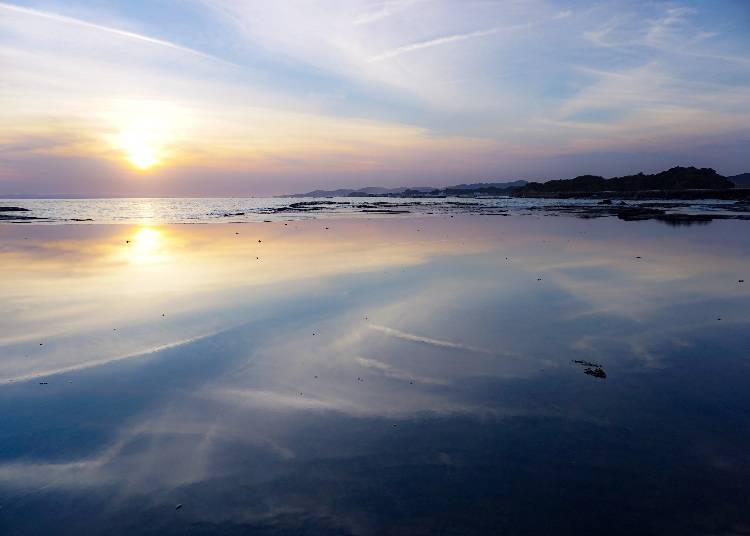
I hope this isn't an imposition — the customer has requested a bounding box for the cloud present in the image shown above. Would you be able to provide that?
[368,26,507,62]
[0,2,224,63]
[2,0,750,193]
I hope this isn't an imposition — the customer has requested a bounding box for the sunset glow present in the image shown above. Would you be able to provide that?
[0,0,748,196]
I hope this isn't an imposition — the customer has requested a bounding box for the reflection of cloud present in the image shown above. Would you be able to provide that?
[1,330,224,384]
[211,388,360,413]
[369,323,493,355]
[355,356,448,385]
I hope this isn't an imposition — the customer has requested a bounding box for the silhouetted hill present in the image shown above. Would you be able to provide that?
[515,167,734,197]
[287,180,527,198]
[728,173,750,188]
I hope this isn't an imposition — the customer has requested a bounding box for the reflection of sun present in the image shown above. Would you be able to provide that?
[128,227,164,264]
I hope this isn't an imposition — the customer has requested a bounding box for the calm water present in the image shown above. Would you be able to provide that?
[0,215,749,535]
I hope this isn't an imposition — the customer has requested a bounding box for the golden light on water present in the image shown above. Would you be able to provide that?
[128,227,165,264]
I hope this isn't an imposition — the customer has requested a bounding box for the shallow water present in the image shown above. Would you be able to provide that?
[0,215,749,535]
[0,196,743,224]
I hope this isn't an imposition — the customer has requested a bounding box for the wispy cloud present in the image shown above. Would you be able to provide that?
[353,0,428,25]
[0,2,224,63]
[1,0,749,193]
[368,10,571,62]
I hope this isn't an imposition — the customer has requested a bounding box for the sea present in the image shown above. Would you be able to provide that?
[0,196,742,223]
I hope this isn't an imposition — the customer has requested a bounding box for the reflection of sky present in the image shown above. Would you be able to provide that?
[0,216,749,534]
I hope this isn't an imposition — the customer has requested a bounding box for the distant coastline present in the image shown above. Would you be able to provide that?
[285,167,750,200]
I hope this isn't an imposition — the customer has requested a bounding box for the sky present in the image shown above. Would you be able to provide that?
[0,0,748,197]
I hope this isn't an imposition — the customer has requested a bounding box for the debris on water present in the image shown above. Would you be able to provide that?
[573,359,607,379]
[584,367,607,379]
[175,504,183,510]
[573,359,601,367]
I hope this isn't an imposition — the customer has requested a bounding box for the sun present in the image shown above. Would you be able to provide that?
[107,100,190,172]
[119,130,162,171]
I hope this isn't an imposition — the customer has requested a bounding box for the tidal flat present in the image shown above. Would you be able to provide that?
[1,215,749,535]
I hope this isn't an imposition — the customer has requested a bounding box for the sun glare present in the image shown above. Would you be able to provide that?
[119,130,162,171]
[108,102,187,172]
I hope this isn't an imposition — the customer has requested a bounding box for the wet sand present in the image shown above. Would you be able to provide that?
[0,215,749,535]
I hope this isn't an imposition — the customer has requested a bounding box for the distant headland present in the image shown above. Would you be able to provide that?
[286,167,750,200]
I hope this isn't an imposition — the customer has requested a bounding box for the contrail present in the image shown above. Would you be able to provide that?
[0,2,228,64]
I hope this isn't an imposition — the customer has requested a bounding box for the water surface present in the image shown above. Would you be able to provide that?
[0,216,749,535]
